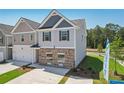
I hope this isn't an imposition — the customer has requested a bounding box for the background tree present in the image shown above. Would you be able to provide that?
[110,37,123,75]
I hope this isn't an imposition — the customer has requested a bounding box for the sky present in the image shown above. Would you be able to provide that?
[0,9,124,29]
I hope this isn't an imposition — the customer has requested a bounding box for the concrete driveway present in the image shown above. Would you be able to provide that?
[7,64,69,84]
[66,76,93,84]
[0,63,19,75]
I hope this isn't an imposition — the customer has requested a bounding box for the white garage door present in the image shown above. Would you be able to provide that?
[0,52,4,62]
[13,45,36,63]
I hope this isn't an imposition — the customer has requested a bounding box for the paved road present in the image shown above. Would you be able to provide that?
[0,63,19,75]
[66,76,93,84]
[7,65,69,84]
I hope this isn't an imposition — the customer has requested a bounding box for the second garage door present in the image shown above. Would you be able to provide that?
[13,45,36,63]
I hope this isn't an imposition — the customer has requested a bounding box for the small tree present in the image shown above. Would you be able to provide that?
[97,43,103,56]
[110,37,123,75]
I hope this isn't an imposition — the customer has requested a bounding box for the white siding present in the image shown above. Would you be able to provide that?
[0,47,6,60]
[38,28,75,48]
[13,45,36,63]
[75,21,87,67]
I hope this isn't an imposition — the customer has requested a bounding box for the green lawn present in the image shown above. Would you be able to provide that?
[0,67,32,84]
[59,52,124,84]
[87,52,124,84]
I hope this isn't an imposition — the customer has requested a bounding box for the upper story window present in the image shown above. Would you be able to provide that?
[59,30,69,41]
[43,32,51,41]
[21,35,24,42]
[0,36,3,44]
[30,34,33,41]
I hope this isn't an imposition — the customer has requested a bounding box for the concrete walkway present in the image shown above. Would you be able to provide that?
[7,65,69,84]
[66,76,93,84]
[0,63,19,75]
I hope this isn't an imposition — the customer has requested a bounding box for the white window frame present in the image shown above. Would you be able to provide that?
[43,32,51,41]
[0,36,3,44]
[57,53,65,63]
[30,34,33,41]
[46,52,53,59]
[60,30,69,41]
[21,35,24,42]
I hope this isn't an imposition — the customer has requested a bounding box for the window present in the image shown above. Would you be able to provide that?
[14,37,16,42]
[59,30,69,41]
[21,35,24,42]
[46,52,53,63]
[30,34,33,41]
[43,32,51,41]
[46,54,53,59]
[0,37,3,44]
[58,53,65,63]
[82,35,83,41]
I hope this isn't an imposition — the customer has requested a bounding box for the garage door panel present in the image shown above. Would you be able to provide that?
[13,45,35,63]
[0,52,4,62]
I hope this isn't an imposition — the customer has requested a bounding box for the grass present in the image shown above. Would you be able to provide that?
[59,51,124,84]
[90,53,124,84]
[0,67,33,84]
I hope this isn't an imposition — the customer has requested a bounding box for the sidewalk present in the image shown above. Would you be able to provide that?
[65,76,93,84]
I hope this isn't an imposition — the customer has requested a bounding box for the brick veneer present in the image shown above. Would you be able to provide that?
[38,48,75,68]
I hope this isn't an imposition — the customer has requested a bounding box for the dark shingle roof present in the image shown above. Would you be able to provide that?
[71,19,85,27]
[0,23,14,35]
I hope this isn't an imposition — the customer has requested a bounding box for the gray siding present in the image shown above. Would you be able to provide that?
[13,33,36,45]
[56,20,73,28]
[13,21,33,33]
[0,47,6,59]
[40,15,62,29]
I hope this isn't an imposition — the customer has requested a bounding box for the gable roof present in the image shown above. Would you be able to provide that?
[22,17,40,29]
[0,23,14,35]
[71,19,85,27]
[38,9,77,29]
[12,17,40,33]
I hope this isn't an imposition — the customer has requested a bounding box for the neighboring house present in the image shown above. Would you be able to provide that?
[11,9,87,68]
[0,23,13,62]
[11,17,40,63]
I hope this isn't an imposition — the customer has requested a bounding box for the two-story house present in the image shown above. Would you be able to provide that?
[11,10,87,68]
[11,17,40,63]
[0,23,13,62]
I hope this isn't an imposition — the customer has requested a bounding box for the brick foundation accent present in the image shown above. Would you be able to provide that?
[38,48,75,68]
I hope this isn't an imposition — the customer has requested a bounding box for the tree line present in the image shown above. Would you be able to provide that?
[87,23,124,49]
[87,23,124,73]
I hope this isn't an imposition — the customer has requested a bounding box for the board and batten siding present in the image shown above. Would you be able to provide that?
[38,28,75,48]
[13,33,36,45]
[75,21,87,67]
[0,47,6,59]
[0,31,5,46]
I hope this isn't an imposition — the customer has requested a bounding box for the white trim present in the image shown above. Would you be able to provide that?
[37,27,76,32]
[57,53,65,55]
[0,46,6,48]
[53,18,64,29]
[46,52,53,59]
[12,31,35,34]
[5,35,12,37]
[11,18,22,33]
[11,18,35,34]
[57,53,65,63]
[38,9,77,29]
[38,10,60,28]
[23,19,35,31]
[0,30,12,36]
[74,28,77,67]
[39,47,75,49]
